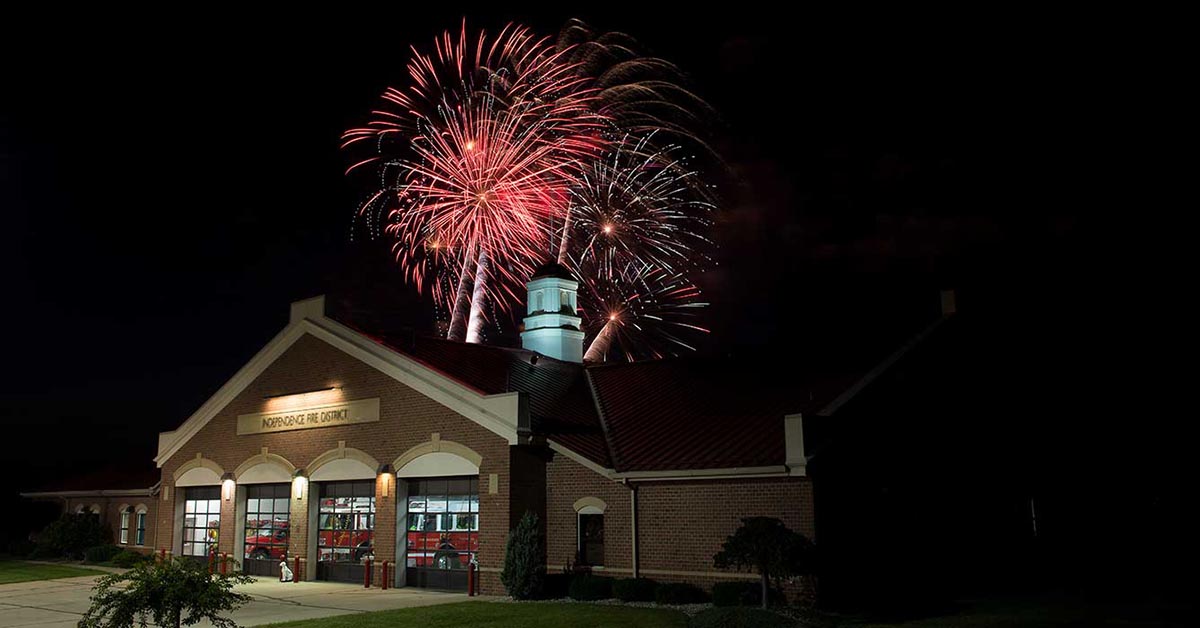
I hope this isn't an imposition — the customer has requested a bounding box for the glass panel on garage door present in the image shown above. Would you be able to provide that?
[316,481,375,583]
[406,476,478,590]
[181,486,221,564]
[243,484,290,577]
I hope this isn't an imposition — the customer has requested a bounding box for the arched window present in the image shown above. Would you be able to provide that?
[135,506,149,546]
[119,508,132,545]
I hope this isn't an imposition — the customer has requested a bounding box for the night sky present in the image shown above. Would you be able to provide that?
[0,6,1164,558]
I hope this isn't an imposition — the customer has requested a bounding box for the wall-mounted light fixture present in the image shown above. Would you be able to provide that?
[292,469,307,501]
[220,473,235,502]
[263,386,341,400]
[377,464,394,498]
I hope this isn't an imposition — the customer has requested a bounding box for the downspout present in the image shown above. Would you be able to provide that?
[627,480,639,578]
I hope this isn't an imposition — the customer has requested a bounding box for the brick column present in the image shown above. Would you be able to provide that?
[288,478,310,568]
[373,472,397,587]
[219,485,237,559]
[157,484,175,555]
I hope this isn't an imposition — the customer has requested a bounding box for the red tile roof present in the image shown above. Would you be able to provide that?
[586,357,832,472]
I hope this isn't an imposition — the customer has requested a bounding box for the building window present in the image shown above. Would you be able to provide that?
[182,486,221,558]
[406,477,479,571]
[135,510,147,546]
[244,484,290,561]
[119,510,131,545]
[578,512,604,566]
[318,481,375,563]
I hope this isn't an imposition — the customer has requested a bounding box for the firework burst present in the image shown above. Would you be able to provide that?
[578,261,710,362]
[344,23,608,341]
[346,20,720,361]
[558,132,715,277]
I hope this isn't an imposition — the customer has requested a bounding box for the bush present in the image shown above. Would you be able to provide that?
[37,513,110,559]
[712,581,787,607]
[28,544,59,559]
[85,545,123,564]
[112,550,151,568]
[6,538,35,558]
[79,557,253,628]
[568,574,614,600]
[655,582,709,605]
[500,512,544,600]
[613,577,659,602]
[689,607,797,628]
[541,573,571,599]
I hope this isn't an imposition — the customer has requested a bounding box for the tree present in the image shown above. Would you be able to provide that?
[78,557,253,628]
[38,511,110,559]
[713,517,815,609]
[500,511,544,600]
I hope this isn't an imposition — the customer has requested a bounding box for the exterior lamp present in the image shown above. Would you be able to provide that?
[220,473,235,502]
[292,469,307,501]
[377,464,394,498]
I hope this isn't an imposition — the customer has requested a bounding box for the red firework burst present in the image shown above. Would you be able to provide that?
[343,23,609,341]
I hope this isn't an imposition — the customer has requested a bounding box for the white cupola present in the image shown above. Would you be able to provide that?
[520,261,585,363]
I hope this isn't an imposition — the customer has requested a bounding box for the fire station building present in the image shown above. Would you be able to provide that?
[22,263,845,595]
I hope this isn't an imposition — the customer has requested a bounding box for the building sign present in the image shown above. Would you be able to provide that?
[237,398,380,435]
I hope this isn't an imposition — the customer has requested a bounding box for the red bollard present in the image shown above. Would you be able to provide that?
[364,558,372,588]
[159,548,166,562]
[381,561,389,590]
[220,553,228,575]
[293,557,301,583]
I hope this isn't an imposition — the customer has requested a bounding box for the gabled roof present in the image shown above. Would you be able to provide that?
[150,294,947,481]
[342,324,611,468]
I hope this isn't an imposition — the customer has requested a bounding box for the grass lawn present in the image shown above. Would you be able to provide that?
[0,560,108,584]
[843,597,1192,628]
[260,601,686,628]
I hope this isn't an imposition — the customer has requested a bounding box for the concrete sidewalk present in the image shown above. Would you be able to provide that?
[0,574,471,628]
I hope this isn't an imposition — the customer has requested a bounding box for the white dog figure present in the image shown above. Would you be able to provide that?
[279,558,294,583]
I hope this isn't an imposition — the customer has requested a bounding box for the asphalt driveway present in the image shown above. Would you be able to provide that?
[0,573,469,628]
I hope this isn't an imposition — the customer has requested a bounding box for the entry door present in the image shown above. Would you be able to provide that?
[242,484,290,577]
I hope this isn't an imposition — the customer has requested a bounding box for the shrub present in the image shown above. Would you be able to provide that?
[112,550,151,568]
[689,607,797,628]
[655,582,709,605]
[613,577,659,602]
[714,517,814,610]
[568,574,614,600]
[500,512,544,600]
[28,544,59,559]
[712,581,786,607]
[6,538,36,558]
[38,513,111,559]
[79,557,253,628]
[85,545,123,564]
[541,573,571,599]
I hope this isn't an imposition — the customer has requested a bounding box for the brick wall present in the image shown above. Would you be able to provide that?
[62,496,158,553]
[156,333,512,593]
[544,455,816,601]
[545,452,632,572]
[636,477,815,599]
